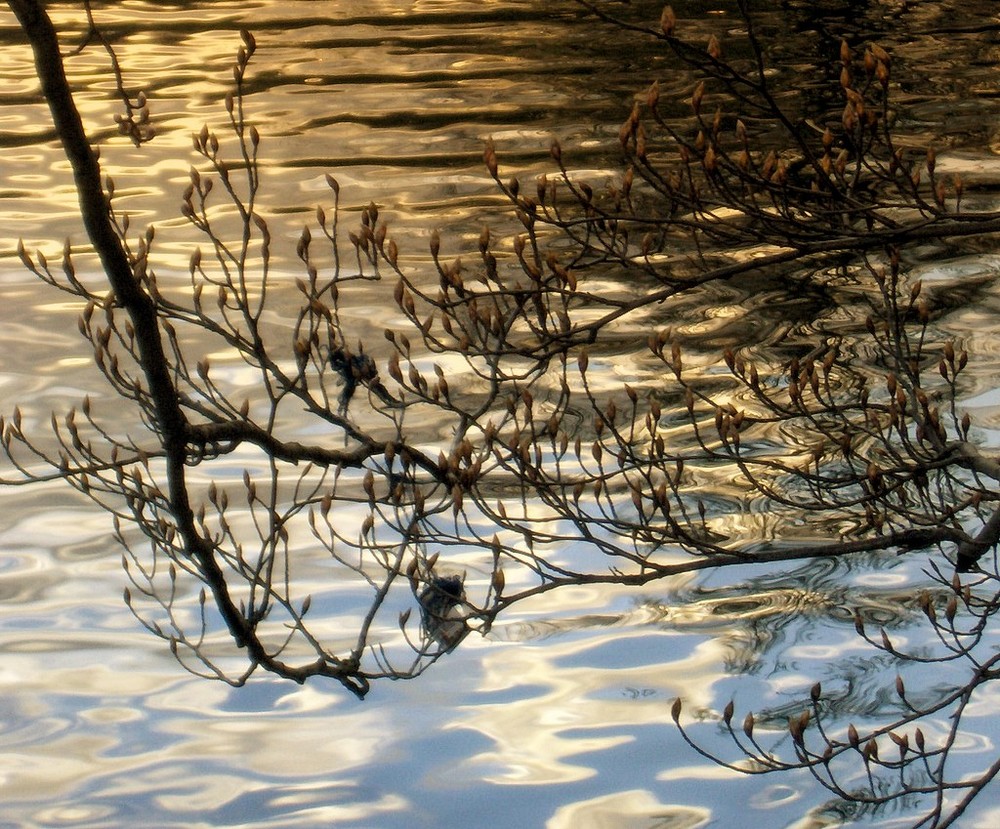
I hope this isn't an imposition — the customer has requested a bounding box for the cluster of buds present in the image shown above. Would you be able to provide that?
[113,90,154,146]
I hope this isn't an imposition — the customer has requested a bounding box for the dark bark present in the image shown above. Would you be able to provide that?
[6,0,368,695]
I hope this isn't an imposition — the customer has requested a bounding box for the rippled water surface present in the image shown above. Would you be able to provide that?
[3,1,1000,827]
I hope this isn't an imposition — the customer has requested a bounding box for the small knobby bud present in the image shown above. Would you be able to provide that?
[646,81,660,109]
[492,567,505,597]
[635,126,647,161]
[550,139,562,164]
[871,44,890,64]
[484,139,499,178]
[691,82,705,114]
[703,146,717,172]
[843,103,857,132]
[661,6,677,36]
[788,709,809,744]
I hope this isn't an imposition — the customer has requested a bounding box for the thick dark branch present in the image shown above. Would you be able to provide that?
[6,1,376,692]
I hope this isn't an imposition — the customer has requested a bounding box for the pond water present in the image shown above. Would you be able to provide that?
[2,1,1000,827]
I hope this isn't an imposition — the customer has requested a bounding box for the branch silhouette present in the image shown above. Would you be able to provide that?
[5,1,1000,823]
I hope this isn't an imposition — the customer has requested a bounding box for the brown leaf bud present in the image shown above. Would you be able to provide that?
[661,6,677,36]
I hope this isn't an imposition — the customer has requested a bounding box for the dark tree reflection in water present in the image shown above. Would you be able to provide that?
[3,0,1000,827]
